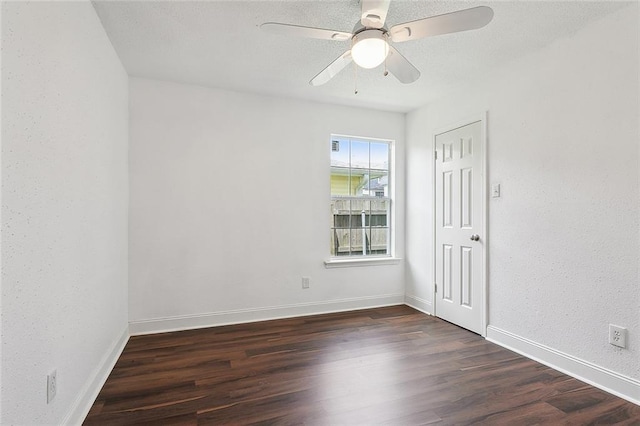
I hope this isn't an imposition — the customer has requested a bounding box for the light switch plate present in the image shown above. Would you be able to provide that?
[491,184,501,198]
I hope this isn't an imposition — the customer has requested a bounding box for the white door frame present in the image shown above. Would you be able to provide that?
[432,112,488,336]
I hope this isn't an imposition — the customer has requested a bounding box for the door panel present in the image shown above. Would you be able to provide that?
[442,244,453,301]
[443,171,453,227]
[461,167,473,228]
[435,120,484,335]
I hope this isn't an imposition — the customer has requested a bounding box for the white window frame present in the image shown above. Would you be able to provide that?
[325,134,400,268]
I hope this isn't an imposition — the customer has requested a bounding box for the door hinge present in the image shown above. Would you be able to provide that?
[434,283,438,293]
[434,151,438,160]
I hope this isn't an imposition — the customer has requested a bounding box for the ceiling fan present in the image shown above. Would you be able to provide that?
[261,0,494,87]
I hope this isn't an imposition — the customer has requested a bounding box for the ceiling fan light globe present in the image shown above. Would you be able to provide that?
[351,30,388,69]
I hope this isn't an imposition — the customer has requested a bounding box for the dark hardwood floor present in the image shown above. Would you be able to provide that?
[84,305,640,425]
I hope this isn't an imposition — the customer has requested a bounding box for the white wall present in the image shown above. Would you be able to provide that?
[1,2,129,424]
[129,77,405,332]
[406,3,639,391]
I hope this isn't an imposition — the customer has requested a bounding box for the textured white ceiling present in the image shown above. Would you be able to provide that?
[92,0,629,113]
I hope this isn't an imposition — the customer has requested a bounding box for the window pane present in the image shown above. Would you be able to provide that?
[331,137,350,167]
[370,228,389,255]
[330,199,337,229]
[350,199,369,228]
[350,229,365,255]
[350,140,369,169]
[330,166,351,196]
[333,228,351,256]
[350,168,369,196]
[332,198,350,213]
[368,170,388,197]
[334,216,350,228]
[370,142,389,170]
[369,214,387,227]
[370,199,388,227]
[330,229,336,256]
[331,199,350,228]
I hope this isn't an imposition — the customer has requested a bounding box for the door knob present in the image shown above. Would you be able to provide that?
[470,234,480,241]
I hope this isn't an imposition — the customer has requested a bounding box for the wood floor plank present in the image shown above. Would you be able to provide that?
[84,306,640,425]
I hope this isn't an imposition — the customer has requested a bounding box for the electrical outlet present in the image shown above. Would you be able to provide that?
[302,276,310,289]
[609,324,627,349]
[47,370,57,403]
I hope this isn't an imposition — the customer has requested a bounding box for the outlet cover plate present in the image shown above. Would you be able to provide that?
[609,324,627,348]
[302,277,310,289]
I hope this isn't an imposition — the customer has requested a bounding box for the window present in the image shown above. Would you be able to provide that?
[330,135,391,258]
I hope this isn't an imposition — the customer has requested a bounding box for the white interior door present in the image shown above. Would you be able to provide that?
[434,120,485,335]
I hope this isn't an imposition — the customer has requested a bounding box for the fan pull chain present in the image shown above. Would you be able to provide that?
[353,62,358,95]
[383,41,389,76]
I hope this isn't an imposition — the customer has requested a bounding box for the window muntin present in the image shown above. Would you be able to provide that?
[330,136,391,257]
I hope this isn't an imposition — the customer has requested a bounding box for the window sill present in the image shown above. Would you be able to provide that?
[324,257,402,269]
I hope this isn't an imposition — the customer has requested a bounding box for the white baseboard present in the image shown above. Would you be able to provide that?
[404,294,432,315]
[486,326,640,406]
[129,294,405,335]
[63,326,130,425]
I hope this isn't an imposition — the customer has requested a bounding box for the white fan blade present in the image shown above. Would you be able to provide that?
[390,6,494,43]
[385,46,420,84]
[261,23,352,41]
[361,0,391,29]
[310,51,353,86]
